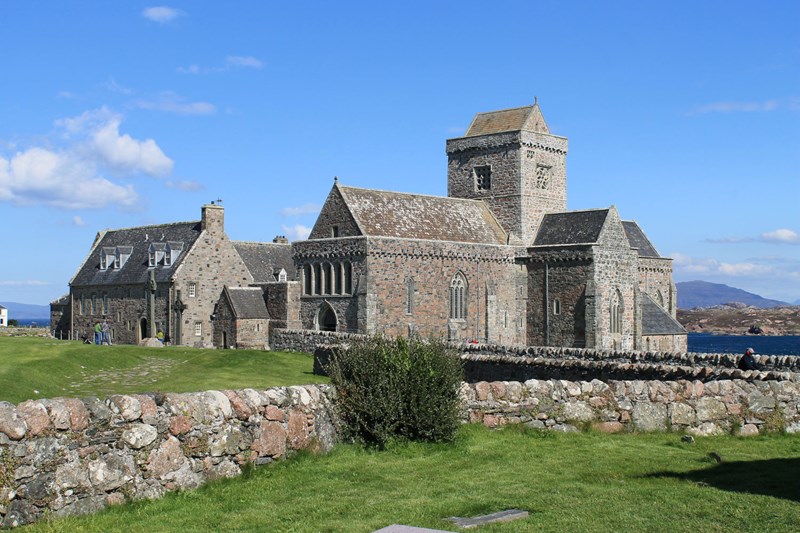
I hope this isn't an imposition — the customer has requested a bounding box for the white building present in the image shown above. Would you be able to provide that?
[0,304,7,327]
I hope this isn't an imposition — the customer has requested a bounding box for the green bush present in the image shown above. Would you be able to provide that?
[326,335,464,447]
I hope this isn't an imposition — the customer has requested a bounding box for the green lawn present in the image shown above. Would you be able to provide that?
[26,424,800,532]
[0,336,325,403]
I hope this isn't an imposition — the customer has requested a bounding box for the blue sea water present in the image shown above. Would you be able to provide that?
[688,333,800,356]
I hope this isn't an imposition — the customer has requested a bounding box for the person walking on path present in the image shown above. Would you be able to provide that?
[94,322,102,345]
[101,319,111,345]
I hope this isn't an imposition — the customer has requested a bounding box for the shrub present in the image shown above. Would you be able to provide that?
[326,335,463,447]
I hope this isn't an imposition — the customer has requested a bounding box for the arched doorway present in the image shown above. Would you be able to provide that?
[139,318,148,342]
[317,303,338,332]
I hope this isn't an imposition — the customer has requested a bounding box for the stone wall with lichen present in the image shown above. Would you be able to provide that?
[0,385,336,528]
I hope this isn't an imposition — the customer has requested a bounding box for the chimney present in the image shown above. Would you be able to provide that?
[201,203,225,236]
[273,235,289,244]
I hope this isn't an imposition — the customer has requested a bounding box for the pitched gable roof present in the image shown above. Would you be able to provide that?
[71,221,202,286]
[622,221,661,258]
[532,209,610,246]
[233,241,295,283]
[224,287,269,319]
[465,103,549,137]
[641,293,686,336]
[337,185,508,244]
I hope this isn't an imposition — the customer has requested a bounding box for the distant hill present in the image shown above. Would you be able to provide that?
[0,302,50,320]
[676,281,790,309]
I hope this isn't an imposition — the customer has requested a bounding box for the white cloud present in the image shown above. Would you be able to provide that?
[0,108,173,209]
[72,215,86,226]
[717,262,773,276]
[226,56,263,69]
[142,6,182,23]
[281,224,312,241]
[135,92,216,115]
[165,180,204,191]
[178,55,264,74]
[761,228,799,244]
[690,100,778,114]
[0,280,49,286]
[103,77,133,95]
[280,203,320,217]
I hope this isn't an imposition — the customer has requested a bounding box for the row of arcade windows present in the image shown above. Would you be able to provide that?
[303,262,353,296]
[79,294,109,315]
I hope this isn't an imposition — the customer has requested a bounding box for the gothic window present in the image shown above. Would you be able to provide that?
[552,298,561,316]
[103,294,109,315]
[324,262,333,294]
[343,261,352,294]
[334,263,342,294]
[449,272,467,320]
[535,165,551,189]
[474,165,491,191]
[91,294,97,315]
[314,263,322,295]
[303,264,312,295]
[610,289,623,334]
[406,278,415,314]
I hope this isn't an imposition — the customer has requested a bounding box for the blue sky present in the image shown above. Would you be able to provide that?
[1,1,799,306]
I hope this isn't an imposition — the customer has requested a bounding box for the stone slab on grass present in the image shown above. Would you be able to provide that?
[448,509,529,529]
[373,526,453,533]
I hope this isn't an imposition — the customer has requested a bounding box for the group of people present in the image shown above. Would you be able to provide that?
[93,319,112,345]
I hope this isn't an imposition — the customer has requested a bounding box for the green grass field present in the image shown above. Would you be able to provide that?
[0,336,325,403]
[26,424,800,532]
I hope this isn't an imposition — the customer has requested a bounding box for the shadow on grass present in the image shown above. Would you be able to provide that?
[647,458,800,503]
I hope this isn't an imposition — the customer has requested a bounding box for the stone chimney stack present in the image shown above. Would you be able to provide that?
[273,235,289,244]
[201,202,225,236]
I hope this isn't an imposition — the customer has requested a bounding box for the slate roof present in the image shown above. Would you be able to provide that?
[338,186,508,245]
[465,104,549,137]
[622,221,661,258]
[71,221,202,286]
[224,287,269,319]
[641,294,686,336]
[233,241,295,283]
[532,209,610,246]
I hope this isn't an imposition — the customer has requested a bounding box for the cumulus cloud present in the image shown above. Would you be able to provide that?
[178,55,264,74]
[761,228,799,244]
[0,108,173,209]
[280,203,320,217]
[72,215,86,226]
[281,224,312,241]
[142,6,183,23]
[165,180,204,191]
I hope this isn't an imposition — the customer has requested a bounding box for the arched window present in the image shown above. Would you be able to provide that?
[343,261,352,294]
[313,263,322,295]
[449,272,467,320]
[303,264,312,295]
[334,263,342,294]
[610,289,623,334]
[323,262,333,294]
[656,290,664,308]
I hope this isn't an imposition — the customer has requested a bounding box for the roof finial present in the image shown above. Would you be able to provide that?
[534,95,538,105]
[334,175,338,183]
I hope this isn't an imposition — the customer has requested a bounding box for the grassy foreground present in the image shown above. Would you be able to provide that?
[26,424,800,532]
[0,336,324,403]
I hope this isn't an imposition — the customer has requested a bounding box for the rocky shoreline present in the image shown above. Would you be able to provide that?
[677,303,800,336]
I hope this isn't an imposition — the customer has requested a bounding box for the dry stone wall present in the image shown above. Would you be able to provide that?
[0,385,336,528]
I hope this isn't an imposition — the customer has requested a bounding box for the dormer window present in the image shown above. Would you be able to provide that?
[100,247,116,270]
[165,241,184,267]
[278,268,288,282]
[116,246,132,269]
[148,243,167,267]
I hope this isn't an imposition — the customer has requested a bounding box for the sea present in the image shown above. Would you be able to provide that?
[688,333,800,356]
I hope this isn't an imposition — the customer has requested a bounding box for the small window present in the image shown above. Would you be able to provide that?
[100,254,107,270]
[474,166,491,191]
[332,225,340,238]
[536,165,552,190]
[103,294,109,315]
[91,294,97,315]
[188,283,197,298]
[406,278,414,315]
[552,299,561,315]
[278,268,288,282]
[194,322,202,336]
[114,255,121,269]
[148,251,156,267]
[303,264,312,295]
[343,261,352,294]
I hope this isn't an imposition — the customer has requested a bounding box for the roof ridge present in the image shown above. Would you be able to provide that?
[340,184,488,205]
[103,220,200,233]
[473,104,534,116]
[232,240,288,246]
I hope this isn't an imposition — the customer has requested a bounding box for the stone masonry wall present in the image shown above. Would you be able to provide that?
[0,385,336,528]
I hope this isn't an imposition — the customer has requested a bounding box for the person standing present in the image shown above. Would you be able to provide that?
[101,319,111,345]
[94,322,102,345]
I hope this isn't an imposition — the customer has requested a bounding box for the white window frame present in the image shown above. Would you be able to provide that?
[188,283,197,298]
[194,321,202,336]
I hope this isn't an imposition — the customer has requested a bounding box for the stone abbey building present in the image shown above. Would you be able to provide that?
[54,103,686,352]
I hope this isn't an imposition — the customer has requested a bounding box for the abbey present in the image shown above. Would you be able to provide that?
[54,103,686,352]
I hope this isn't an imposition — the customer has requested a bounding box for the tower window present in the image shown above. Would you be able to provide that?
[536,165,552,189]
[474,166,492,191]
